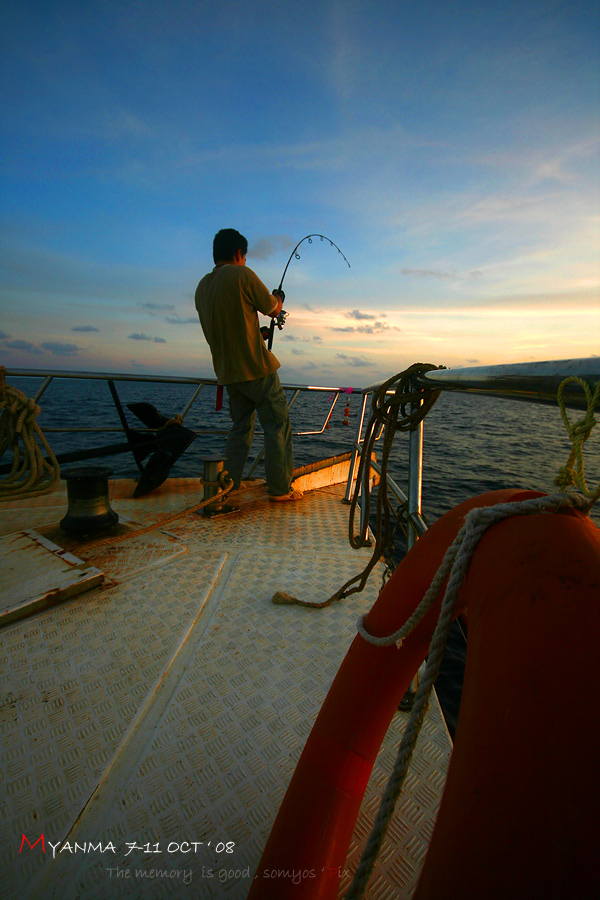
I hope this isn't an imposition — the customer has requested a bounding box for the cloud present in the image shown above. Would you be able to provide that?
[356,322,395,334]
[460,193,549,224]
[331,321,397,334]
[336,353,372,368]
[72,325,100,332]
[4,339,42,354]
[290,348,305,355]
[401,268,482,280]
[44,106,156,144]
[165,315,198,325]
[0,330,10,339]
[346,309,375,320]
[249,235,293,260]
[139,301,176,310]
[128,333,167,343]
[41,342,81,356]
[0,236,184,308]
[281,334,315,343]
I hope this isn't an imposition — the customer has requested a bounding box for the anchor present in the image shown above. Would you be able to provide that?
[0,383,197,497]
[106,383,196,496]
[124,399,196,496]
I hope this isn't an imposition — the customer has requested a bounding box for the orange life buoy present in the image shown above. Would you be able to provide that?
[248,488,555,899]
[414,498,600,899]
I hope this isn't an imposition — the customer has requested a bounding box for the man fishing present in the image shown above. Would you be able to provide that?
[195,228,302,502]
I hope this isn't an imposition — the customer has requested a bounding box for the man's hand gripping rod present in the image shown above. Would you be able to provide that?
[266,290,288,350]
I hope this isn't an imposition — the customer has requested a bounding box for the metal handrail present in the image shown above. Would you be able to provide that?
[349,356,599,545]
[2,367,363,488]
[3,368,349,438]
[412,357,597,410]
[6,357,598,546]
[361,356,599,409]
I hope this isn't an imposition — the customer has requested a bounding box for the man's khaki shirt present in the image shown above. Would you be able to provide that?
[195,264,280,385]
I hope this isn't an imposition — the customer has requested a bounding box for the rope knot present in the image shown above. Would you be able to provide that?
[554,465,574,491]
[24,397,41,419]
[569,415,596,442]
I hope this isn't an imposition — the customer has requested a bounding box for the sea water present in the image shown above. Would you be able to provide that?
[18,374,598,522]
[7,375,600,735]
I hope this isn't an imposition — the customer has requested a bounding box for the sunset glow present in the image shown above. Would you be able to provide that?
[1,0,598,386]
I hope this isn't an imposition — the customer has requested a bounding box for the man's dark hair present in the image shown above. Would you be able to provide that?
[213,229,248,264]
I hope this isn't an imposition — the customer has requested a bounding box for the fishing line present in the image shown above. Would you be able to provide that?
[268,234,351,349]
[277,233,351,292]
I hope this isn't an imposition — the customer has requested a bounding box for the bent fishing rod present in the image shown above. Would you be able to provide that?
[267,234,351,350]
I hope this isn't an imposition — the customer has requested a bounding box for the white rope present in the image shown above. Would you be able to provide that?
[345,491,590,900]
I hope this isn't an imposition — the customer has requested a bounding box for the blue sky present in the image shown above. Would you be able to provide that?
[1,0,598,387]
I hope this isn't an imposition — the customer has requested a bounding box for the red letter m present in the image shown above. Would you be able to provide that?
[19,834,46,853]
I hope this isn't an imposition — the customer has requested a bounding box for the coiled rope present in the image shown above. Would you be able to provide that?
[0,368,61,500]
[272,363,442,609]
[345,490,592,900]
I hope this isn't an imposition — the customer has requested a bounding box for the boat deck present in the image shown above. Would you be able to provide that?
[0,476,452,899]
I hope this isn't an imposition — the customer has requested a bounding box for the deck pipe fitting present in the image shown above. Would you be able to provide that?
[60,466,119,537]
[201,455,238,517]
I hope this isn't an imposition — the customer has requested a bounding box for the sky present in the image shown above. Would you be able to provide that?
[1,0,598,388]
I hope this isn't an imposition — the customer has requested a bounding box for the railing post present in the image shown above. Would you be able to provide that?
[407,392,424,550]
[344,391,369,503]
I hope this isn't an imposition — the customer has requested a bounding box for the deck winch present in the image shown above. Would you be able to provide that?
[60,466,119,536]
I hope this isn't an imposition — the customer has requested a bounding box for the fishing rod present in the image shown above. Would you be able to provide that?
[267,234,351,350]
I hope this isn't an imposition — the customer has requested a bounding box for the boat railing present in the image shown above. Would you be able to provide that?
[2,368,356,478]
[5,358,598,544]
[345,357,600,547]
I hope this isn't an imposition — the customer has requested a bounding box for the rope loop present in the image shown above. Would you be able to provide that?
[369,363,442,432]
[271,364,444,610]
[332,363,443,601]
[555,375,600,505]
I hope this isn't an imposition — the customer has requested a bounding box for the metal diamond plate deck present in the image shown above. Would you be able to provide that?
[0,477,451,900]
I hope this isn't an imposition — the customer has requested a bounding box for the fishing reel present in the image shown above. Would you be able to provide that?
[261,309,288,343]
